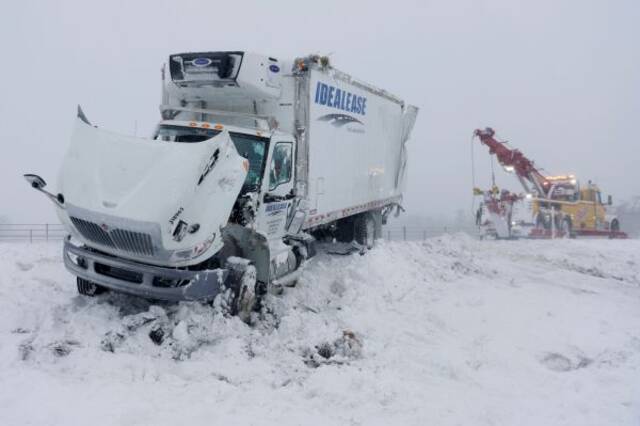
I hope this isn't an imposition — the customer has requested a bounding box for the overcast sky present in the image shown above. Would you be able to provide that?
[1,0,638,223]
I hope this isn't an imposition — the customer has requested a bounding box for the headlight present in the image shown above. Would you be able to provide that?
[192,234,216,258]
[67,251,87,268]
[170,233,216,262]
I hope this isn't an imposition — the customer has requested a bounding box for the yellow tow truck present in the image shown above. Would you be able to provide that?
[474,128,625,238]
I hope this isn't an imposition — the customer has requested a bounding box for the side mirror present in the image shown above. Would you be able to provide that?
[23,173,65,208]
[608,195,613,206]
[24,174,47,189]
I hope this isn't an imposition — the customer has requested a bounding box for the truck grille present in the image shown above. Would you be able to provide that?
[70,217,155,256]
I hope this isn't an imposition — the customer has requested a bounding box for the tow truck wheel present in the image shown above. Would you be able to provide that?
[229,263,258,323]
[561,218,573,238]
[77,277,107,297]
[355,213,375,250]
[611,219,620,232]
[535,213,550,230]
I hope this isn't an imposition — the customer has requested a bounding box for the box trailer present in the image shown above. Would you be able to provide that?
[25,52,418,320]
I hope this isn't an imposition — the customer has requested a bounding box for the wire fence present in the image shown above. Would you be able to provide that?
[383,225,475,241]
[0,224,67,242]
[0,223,475,243]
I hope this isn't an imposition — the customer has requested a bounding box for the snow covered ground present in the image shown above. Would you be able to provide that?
[0,235,639,425]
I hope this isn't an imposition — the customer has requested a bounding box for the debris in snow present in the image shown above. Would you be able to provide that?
[48,340,80,357]
[148,326,165,345]
[304,330,363,368]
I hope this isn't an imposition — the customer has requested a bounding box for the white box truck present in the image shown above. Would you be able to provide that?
[25,52,418,319]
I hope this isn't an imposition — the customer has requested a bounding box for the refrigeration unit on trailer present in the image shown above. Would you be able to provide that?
[25,52,418,319]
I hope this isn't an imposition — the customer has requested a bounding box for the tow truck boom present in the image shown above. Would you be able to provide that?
[474,127,548,196]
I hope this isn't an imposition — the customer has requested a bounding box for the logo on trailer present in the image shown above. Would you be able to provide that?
[314,82,367,116]
[192,57,212,67]
[317,113,363,128]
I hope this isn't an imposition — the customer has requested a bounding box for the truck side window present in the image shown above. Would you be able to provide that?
[228,132,268,192]
[269,143,292,190]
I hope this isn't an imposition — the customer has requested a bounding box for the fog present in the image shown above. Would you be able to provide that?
[1,0,638,224]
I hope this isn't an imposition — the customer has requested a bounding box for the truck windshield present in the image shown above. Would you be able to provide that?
[153,125,267,191]
[229,132,268,191]
[154,125,221,143]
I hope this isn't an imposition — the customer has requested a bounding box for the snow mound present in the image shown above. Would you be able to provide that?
[0,236,639,425]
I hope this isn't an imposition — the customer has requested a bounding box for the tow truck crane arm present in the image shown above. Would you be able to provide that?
[474,127,549,196]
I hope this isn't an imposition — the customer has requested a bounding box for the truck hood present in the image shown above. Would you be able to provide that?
[57,118,247,265]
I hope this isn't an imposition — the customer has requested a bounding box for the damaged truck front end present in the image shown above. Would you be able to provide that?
[31,110,266,305]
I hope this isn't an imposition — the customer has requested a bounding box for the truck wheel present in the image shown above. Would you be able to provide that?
[535,213,550,230]
[335,217,355,242]
[77,277,107,296]
[561,218,573,238]
[611,219,620,232]
[228,263,258,323]
[355,213,375,249]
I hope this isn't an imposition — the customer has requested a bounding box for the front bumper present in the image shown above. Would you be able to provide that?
[63,238,229,301]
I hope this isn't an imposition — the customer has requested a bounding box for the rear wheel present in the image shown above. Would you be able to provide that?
[335,217,355,243]
[560,217,573,238]
[77,277,107,297]
[611,219,620,232]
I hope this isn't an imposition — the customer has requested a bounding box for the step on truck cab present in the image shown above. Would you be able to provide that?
[25,52,418,316]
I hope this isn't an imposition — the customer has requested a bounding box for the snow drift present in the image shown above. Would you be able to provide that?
[0,235,639,425]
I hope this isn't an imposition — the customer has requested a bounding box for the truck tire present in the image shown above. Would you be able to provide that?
[535,213,550,230]
[77,277,107,296]
[228,263,258,323]
[561,217,573,238]
[335,217,355,243]
[611,219,620,232]
[355,212,375,249]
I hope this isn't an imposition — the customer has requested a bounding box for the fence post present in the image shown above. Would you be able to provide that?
[387,230,391,241]
[423,230,427,241]
[403,226,407,241]
[45,224,49,242]
[29,229,33,243]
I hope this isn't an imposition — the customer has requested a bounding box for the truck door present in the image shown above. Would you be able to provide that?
[256,140,295,240]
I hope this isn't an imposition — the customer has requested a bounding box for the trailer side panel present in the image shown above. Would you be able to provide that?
[302,69,405,228]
